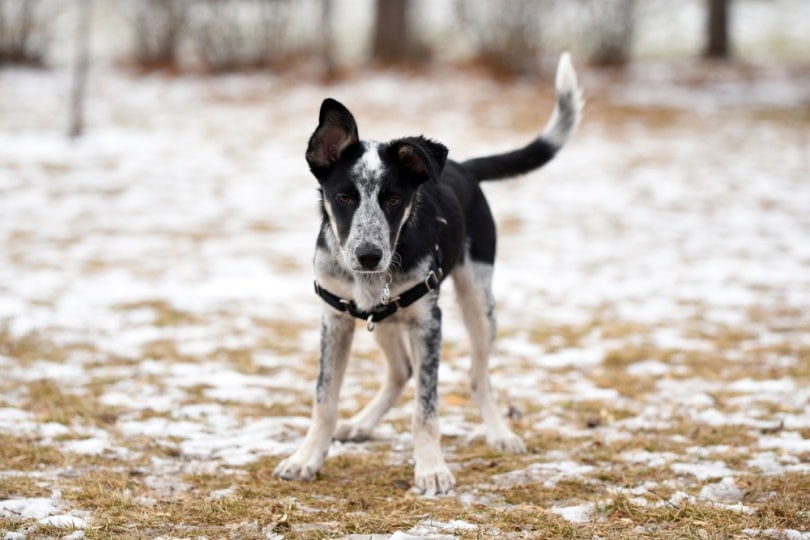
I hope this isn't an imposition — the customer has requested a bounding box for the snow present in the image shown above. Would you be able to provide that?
[0,498,60,521]
[624,359,670,378]
[2,20,810,534]
[620,450,678,468]
[671,461,738,481]
[550,502,596,523]
[38,514,88,529]
[491,461,595,487]
[743,530,810,540]
[759,433,810,454]
[404,519,478,537]
[60,437,110,456]
[536,347,605,369]
[699,477,745,504]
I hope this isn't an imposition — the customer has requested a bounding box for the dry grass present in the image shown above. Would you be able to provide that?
[2,297,808,537]
[115,300,204,328]
[0,435,67,471]
[2,72,809,538]
[5,430,805,538]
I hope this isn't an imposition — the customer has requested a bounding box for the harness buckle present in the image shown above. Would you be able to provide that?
[424,270,438,292]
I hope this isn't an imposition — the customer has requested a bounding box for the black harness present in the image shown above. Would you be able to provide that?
[314,245,443,331]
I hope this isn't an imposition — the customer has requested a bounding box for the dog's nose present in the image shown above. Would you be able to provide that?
[355,243,383,270]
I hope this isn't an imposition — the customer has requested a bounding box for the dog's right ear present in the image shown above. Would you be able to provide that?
[305,98,359,177]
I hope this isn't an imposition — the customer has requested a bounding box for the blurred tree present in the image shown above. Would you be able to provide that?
[372,0,415,64]
[188,0,293,72]
[127,0,186,70]
[320,0,337,79]
[584,0,636,67]
[69,0,93,138]
[0,0,51,66]
[456,0,545,76]
[705,0,731,58]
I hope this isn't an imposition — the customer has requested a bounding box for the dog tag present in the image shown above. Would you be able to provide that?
[380,282,390,305]
[380,272,392,305]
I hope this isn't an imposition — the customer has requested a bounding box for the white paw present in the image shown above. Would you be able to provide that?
[487,432,527,454]
[333,421,372,442]
[414,464,456,496]
[273,453,323,482]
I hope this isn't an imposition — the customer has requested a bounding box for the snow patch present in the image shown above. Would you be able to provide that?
[671,461,737,481]
[550,502,596,523]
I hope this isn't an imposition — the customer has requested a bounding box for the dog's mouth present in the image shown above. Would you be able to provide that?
[349,260,391,275]
[352,268,386,274]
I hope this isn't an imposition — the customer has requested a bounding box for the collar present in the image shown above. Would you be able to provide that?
[314,245,443,331]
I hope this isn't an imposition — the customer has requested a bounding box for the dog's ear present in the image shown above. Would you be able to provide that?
[306,98,359,175]
[391,137,448,184]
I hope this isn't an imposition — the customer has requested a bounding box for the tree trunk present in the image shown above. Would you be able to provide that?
[68,0,92,138]
[705,0,730,59]
[372,0,411,64]
[321,0,337,79]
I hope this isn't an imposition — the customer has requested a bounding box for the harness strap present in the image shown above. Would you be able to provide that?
[314,246,443,329]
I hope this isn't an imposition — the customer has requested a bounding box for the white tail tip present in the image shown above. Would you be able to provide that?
[542,52,583,148]
[555,52,579,95]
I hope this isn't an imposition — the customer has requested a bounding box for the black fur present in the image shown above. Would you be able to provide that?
[307,94,573,278]
[275,54,581,494]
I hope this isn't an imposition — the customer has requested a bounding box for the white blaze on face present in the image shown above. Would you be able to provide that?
[345,142,392,272]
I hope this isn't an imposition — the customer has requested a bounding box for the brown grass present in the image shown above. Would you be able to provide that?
[2,85,809,537]
[5,307,807,538]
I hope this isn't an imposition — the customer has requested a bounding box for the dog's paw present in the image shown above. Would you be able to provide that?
[273,454,322,482]
[487,433,527,454]
[414,465,456,496]
[333,421,372,442]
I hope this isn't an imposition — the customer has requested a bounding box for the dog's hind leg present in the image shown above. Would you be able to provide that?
[334,322,412,442]
[274,309,354,481]
[452,261,526,454]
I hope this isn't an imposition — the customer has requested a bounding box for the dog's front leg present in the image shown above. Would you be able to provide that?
[274,309,354,482]
[410,301,455,495]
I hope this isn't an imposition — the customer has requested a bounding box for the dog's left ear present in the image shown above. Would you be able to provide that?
[390,137,448,184]
[306,98,359,177]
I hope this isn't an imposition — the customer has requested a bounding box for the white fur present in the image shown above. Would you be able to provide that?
[273,310,354,482]
[343,142,393,273]
[452,260,526,453]
[542,52,584,149]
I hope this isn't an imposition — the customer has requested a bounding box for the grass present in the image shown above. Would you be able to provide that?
[114,300,203,328]
[5,433,805,538]
[0,434,67,471]
[2,73,809,537]
[0,475,52,499]
[2,303,809,538]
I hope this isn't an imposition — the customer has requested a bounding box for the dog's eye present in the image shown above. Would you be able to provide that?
[386,195,402,208]
[336,193,354,205]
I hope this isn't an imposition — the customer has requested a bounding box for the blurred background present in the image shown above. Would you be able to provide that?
[0,0,808,336]
[3,0,810,72]
[1,0,809,135]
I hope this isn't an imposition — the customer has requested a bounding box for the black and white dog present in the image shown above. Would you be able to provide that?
[274,54,582,495]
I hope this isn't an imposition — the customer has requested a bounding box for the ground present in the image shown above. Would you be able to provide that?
[1,60,809,538]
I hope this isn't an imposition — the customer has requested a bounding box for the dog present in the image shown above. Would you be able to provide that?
[273,53,582,495]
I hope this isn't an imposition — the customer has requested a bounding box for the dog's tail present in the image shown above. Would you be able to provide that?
[461,52,583,182]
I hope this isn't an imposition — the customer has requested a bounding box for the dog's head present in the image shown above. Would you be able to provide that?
[306,98,448,274]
